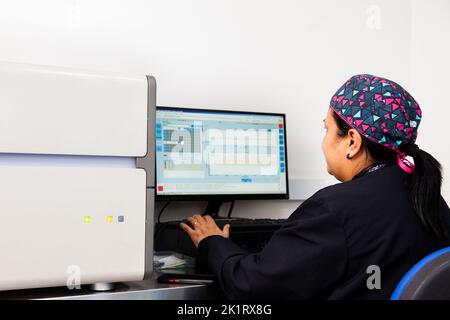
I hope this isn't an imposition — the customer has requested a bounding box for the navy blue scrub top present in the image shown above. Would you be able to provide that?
[198,163,450,299]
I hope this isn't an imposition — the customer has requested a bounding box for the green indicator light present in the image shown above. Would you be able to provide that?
[83,216,91,223]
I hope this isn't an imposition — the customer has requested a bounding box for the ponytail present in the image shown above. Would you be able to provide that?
[401,143,447,240]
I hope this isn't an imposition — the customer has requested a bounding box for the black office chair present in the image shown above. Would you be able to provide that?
[391,247,450,300]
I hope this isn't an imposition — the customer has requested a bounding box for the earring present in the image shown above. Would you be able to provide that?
[347,153,352,160]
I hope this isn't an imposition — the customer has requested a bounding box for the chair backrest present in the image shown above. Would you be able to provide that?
[391,247,450,300]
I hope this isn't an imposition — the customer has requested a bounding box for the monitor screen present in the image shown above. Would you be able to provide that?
[155,107,289,200]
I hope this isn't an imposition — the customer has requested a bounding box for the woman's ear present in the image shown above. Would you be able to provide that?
[346,129,363,158]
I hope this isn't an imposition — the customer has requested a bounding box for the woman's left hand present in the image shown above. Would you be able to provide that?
[180,214,230,248]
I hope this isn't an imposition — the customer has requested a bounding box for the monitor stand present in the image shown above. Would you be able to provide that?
[202,201,223,218]
[202,200,248,220]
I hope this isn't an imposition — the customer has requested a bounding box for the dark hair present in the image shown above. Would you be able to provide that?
[332,111,447,240]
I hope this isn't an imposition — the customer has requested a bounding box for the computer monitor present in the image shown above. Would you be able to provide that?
[155,106,289,212]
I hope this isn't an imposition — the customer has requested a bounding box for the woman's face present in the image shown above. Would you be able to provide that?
[321,107,354,181]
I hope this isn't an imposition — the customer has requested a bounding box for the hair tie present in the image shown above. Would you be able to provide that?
[397,152,415,174]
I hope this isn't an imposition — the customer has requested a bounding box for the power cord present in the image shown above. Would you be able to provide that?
[157,201,172,223]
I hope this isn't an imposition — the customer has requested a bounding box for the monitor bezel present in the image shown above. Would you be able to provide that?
[154,106,289,201]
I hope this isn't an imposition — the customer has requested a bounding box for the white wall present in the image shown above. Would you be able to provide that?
[0,0,447,220]
[410,0,450,201]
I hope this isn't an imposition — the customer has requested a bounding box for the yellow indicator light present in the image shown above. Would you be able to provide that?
[106,215,113,223]
[83,216,91,223]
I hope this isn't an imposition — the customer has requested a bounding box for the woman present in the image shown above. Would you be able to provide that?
[180,74,450,299]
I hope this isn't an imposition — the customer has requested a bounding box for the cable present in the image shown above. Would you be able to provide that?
[227,200,235,218]
[157,201,172,223]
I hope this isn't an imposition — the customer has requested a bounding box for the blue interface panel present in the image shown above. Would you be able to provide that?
[156,108,288,196]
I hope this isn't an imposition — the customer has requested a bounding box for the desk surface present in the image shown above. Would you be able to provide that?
[0,273,224,300]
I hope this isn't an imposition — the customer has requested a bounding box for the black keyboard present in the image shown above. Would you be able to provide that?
[155,218,287,259]
[166,217,286,230]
